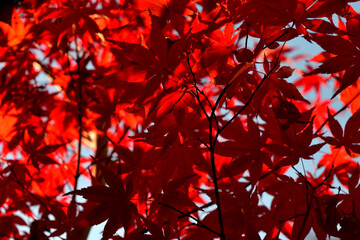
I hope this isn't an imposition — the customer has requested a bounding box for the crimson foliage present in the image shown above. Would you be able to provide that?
[1,0,360,239]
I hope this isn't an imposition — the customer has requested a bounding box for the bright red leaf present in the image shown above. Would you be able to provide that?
[1,1,360,240]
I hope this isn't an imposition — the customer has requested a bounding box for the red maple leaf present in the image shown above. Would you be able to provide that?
[324,108,360,155]
[66,166,139,240]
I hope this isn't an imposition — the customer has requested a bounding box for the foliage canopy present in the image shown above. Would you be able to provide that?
[1,0,360,239]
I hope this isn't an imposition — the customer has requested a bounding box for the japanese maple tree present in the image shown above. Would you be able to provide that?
[2,0,360,239]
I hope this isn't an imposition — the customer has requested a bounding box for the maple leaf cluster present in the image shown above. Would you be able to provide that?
[1,0,360,239]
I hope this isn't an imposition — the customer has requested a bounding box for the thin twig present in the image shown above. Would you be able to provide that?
[178,201,215,219]
[315,91,360,135]
[186,51,225,239]
[133,198,221,237]
[197,137,210,150]
[66,29,84,207]
[208,117,225,239]
[218,28,291,135]
[9,165,52,214]
[262,30,289,50]
[186,52,212,118]
[73,41,83,195]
